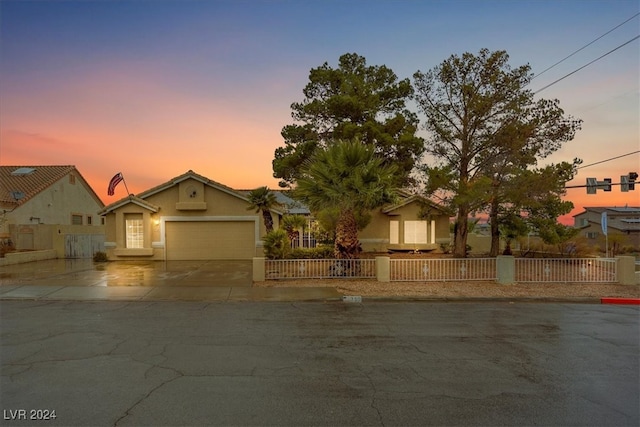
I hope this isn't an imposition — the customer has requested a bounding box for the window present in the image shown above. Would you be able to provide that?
[586,232,599,239]
[87,215,92,225]
[404,221,428,244]
[69,174,76,184]
[71,214,83,225]
[126,217,144,248]
[389,221,399,244]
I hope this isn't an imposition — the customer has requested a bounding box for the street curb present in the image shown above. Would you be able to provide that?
[360,296,602,304]
[600,297,640,305]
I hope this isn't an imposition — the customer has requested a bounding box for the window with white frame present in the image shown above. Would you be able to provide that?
[389,221,399,244]
[126,216,144,248]
[404,221,428,244]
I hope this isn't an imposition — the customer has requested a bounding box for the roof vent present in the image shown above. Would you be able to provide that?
[10,191,25,201]
[11,167,36,176]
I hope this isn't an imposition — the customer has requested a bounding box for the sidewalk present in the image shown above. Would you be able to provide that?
[1,259,637,304]
[0,259,343,302]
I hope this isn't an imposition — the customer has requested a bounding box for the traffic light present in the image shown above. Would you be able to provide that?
[621,175,629,192]
[603,178,612,191]
[629,172,638,191]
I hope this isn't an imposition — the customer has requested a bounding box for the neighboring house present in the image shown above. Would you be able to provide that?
[100,170,282,261]
[0,165,105,258]
[270,190,316,248]
[574,206,640,250]
[359,192,451,253]
[261,189,451,253]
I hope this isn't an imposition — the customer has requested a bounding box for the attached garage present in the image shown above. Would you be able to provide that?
[165,220,256,260]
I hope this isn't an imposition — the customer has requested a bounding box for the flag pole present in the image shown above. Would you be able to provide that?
[121,174,131,196]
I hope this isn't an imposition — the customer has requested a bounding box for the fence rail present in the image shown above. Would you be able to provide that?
[263,256,622,283]
[266,259,376,279]
[515,258,617,283]
[390,258,497,281]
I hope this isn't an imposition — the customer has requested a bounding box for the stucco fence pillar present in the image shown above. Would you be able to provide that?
[616,256,638,285]
[496,255,515,285]
[253,257,266,282]
[376,256,390,282]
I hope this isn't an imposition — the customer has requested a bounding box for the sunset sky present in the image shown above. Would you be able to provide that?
[1,0,638,224]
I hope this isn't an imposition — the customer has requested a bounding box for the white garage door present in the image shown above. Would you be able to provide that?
[165,221,255,260]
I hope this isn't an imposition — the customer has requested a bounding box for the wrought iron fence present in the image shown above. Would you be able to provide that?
[390,258,497,282]
[515,258,617,283]
[265,259,376,279]
[264,257,619,283]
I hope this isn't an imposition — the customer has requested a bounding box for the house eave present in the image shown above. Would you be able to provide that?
[100,195,160,215]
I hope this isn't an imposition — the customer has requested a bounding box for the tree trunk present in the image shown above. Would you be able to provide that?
[335,209,360,259]
[262,210,274,234]
[489,198,500,257]
[453,208,469,258]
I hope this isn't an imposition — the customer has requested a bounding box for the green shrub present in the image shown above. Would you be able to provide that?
[263,229,290,259]
[93,251,109,262]
[289,245,335,259]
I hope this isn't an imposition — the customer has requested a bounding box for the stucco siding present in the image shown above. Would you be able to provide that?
[5,173,104,227]
[359,203,449,252]
[101,174,270,260]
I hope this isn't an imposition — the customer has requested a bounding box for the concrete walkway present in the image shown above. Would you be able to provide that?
[0,259,343,302]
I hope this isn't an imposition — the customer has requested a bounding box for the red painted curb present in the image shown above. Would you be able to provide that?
[601,298,640,305]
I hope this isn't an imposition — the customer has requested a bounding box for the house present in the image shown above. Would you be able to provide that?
[0,165,105,258]
[358,192,451,253]
[574,206,640,250]
[100,170,283,260]
[261,190,451,253]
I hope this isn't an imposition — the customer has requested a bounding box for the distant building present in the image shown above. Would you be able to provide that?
[0,165,105,258]
[573,206,640,250]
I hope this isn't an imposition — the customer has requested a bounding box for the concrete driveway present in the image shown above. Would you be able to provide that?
[0,259,342,302]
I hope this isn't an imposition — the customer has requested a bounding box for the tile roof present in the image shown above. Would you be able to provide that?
[101,170,285,215]
[0,165,77,208]
[236,190,310,215]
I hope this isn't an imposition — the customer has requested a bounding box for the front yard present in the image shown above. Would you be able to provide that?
[254,278,640,299]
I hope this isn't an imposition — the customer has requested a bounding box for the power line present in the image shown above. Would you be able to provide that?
[532,12,640,80]
[577,150,640,169]
[533,35,640,94]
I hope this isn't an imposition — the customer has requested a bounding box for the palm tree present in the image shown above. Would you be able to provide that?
[247,186,278,234]
[282,214,307,248]
[294,140,398,259]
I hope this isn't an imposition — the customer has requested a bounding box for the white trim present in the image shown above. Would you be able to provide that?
[104,242,116,248]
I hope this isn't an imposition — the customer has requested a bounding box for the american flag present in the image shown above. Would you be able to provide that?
[108,172,124,196]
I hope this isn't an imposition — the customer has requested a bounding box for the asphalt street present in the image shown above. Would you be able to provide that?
[1,301,638,426]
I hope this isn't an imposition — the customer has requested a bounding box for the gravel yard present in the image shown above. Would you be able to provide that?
[254,279,640,299]
[258,252,639,299]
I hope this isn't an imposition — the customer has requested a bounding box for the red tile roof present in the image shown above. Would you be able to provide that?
[0,165,102,209]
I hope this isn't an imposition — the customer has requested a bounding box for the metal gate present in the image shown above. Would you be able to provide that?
[65,234,105,258]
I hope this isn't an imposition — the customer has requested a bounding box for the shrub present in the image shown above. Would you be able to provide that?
[263,229,290,259]
[93,251,109,262]
[289,246,335,259]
